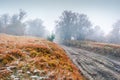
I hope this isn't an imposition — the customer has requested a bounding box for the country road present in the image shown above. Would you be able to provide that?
[62,46,120,80]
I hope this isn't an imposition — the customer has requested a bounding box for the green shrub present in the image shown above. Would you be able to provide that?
[47,33,55,42]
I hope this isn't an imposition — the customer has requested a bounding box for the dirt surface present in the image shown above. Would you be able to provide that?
[62,46,120,80]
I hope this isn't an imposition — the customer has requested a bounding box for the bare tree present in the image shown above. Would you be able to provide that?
[55,10,92,42]
[0,14,10,33]
[19,9,26,21]
[86,26,105,42]
[107,20,120,43]
[26,19,46,38]
[5,10,26,35]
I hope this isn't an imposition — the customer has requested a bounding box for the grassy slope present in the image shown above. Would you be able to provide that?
[64,40,120,60]
[0,34,85,80]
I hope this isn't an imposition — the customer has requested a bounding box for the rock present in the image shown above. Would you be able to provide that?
[11,75,16,78]
[17,70,23,73]
[14,78,20,80]
[31,75,39,79]
[26,71,31,74]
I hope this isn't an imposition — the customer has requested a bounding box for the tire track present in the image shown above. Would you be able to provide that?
[62,46,120,80]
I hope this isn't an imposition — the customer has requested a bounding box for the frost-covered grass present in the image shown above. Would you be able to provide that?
[0,34,84,80]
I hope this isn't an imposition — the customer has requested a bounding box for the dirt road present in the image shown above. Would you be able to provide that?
[62,46,120,80]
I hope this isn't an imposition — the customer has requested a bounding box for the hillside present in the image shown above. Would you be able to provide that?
[0,34,85,80]
[63,40,120,61]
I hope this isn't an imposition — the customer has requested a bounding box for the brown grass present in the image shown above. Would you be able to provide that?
[64,40,120,60]
[0,34,85,80]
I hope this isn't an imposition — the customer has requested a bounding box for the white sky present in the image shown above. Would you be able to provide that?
[0,0,120,34]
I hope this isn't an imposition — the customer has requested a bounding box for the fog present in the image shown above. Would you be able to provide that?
[0,9,119,44]
[55,10,120,44]
[0,0,120,44]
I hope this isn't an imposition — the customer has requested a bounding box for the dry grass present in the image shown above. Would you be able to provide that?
[0,34,85,80]
[64,40,120,60]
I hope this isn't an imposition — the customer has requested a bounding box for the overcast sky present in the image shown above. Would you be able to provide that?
[0,0,120,34]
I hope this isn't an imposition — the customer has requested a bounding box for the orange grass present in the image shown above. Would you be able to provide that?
[0,34,85,80]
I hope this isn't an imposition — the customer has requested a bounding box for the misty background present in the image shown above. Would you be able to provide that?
[0,0,120,44]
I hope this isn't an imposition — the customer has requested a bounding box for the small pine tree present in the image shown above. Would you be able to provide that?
[47,33,55,42]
